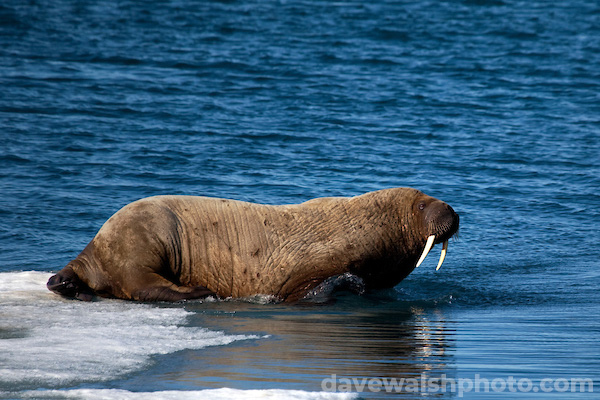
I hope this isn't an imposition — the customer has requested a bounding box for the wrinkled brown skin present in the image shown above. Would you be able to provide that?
[47,188,459,302]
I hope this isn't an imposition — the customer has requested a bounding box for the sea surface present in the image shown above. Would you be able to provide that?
[1,0,599,398]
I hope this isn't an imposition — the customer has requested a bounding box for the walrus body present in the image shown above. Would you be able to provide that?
[47,188,459,302]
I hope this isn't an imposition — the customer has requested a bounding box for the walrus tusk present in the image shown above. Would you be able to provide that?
[415,235,435,268]
[436,240,448,271]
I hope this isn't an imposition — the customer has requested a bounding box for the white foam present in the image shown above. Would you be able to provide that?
[21,388,359,400]
[0,271,263,386]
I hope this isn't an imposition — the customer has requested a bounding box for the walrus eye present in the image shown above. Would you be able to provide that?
[418,202,426,211]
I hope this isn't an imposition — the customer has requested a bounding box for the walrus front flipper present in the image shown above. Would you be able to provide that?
[47,267,94,301]
[134,285,216,302]
[132,273,217,302]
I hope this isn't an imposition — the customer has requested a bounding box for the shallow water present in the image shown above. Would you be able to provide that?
[1,0,599,398]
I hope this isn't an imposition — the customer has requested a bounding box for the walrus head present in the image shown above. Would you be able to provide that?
[342,188,459,291]
[413,194,460,271]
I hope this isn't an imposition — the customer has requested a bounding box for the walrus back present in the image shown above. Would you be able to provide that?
[143,194,360,299]
[153,195,324,298]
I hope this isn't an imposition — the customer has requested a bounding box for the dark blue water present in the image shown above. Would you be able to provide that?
[1,0,599,398]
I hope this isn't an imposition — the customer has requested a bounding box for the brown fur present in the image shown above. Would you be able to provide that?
[47,188,459,302]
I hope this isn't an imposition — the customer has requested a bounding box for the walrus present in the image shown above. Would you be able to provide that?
[47,188,459,302]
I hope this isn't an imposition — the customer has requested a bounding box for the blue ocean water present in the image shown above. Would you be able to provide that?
[1,0,599,398]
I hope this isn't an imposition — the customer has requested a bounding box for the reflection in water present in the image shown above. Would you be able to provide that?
[125,297,458,398]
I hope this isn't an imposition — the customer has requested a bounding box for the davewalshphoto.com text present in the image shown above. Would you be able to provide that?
[321,374,595,397]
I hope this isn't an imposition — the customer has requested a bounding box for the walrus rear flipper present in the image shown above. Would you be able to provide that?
[47,267,94,301]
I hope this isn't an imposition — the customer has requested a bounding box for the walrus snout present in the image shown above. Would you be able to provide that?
[425,202,459,243]
[415,201,459,271]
